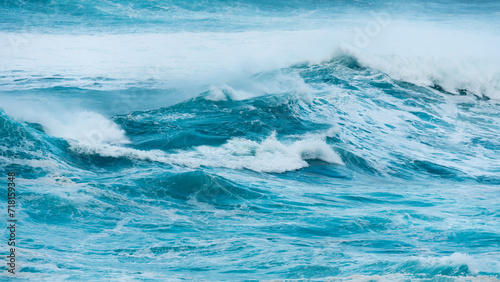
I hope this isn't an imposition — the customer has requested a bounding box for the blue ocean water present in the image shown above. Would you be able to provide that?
[1,0,500,280]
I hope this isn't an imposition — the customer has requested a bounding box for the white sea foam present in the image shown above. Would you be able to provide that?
[203,72,313,103]
[351,53,500,99]
[338,21,500,99]
[0,30,344,91]
[1,19,499,100]
[70,142,167,162]
[70,132,344,173]
[168,132,344,173]
[204,85,253,101]
[2,102,130,145]
[414,252,478,273]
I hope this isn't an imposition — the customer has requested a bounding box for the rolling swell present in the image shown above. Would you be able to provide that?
[95,56,498,181]
[4,55,498,180]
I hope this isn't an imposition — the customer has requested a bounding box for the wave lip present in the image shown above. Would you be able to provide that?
[69,132,344,173]
[168,132,344,173]
[351,53,500,100]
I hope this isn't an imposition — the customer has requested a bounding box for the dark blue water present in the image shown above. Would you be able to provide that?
[1,0,500,280]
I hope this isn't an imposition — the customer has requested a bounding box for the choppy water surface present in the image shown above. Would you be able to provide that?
[1,0,499,280]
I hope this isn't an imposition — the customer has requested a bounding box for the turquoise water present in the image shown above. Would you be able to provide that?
[1,0,500,280]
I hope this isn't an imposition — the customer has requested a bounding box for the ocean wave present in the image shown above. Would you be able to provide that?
[69,132,344,173]
[167,132,344,173]
[3,56,499,180]
[2,0,500,280]
[350,53,500,100]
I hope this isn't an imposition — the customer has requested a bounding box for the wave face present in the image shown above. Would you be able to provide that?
[1,0,500,280]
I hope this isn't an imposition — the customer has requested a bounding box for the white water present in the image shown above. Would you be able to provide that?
[1,20,499,99]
